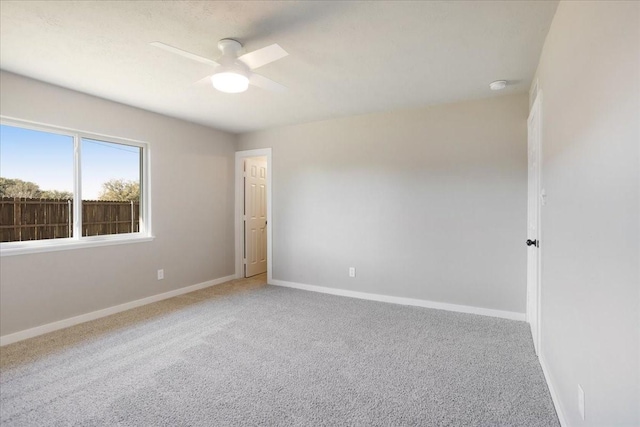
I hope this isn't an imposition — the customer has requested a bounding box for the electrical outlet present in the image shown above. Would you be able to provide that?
[348,267,356,278]
[578,384,585,420]
[157,269,164,280]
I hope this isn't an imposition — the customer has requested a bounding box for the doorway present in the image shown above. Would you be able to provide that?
[235,149,272,282]
[527,91,542,354]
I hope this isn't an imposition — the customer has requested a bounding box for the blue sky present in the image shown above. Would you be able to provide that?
[0,124,140,199]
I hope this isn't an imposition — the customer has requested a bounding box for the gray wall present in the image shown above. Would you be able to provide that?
[533,1,639,425]
[0,71,236,336]
[238,94,529,314]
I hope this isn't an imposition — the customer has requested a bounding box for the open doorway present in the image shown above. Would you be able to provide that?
[244,156,267,277]
[235,149,272,282]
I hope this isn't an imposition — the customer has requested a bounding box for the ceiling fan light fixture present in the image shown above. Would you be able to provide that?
[152,37,288,94]
[211,71,249,93]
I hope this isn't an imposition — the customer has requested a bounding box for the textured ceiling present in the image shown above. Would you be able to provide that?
[0,1,558,133]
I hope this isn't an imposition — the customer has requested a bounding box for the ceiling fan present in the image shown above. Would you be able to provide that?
[151,38,288,94]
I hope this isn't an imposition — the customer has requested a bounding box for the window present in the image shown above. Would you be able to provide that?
[1,125,74,241]
[81,138,142,236]
[0,119,151,255]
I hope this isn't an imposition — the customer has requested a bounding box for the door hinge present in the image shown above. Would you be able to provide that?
[243,258,247,264]
[243,215,247,221]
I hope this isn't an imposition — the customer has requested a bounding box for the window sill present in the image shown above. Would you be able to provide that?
[0,234,155,257]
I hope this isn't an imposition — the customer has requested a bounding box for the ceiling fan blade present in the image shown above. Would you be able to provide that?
[239,44,288,70]
[249,73,287,92]
[193,74,214,86]
[150,42,219,67]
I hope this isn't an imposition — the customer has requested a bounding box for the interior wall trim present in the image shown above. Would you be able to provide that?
[270,279,526,321]
[0,274,237,346]
[539,354,569,426]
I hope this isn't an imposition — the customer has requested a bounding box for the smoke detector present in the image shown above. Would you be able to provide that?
[489,80,507,91]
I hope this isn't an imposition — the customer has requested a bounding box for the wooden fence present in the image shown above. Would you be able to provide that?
[0,197,140,242]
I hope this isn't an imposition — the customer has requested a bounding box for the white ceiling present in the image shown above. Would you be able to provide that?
[0,1,558,134]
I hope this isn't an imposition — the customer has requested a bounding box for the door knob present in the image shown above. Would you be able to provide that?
[526,239,538,247]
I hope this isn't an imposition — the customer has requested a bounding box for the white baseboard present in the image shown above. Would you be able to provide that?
[269,279,525,321]
[539,353,569,427]
[0,274,236,347]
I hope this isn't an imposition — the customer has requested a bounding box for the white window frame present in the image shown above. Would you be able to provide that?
[0,117,153,256]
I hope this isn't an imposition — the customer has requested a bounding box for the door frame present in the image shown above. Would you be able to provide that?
[527,90,542,353]
[235,148,272,282]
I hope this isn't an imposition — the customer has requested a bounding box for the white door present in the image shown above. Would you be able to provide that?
[244,158,267,277]
[527,94,542,354]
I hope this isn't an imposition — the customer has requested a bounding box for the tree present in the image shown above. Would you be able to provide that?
[98,179,139,201]
[0,177,41,198]
[0,177,72,199]
[40,189,74,199]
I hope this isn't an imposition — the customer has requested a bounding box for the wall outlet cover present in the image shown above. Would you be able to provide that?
[157,269,164,280]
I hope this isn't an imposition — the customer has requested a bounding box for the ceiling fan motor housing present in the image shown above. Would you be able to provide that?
[218,38,242,55]
[215,39,250,76]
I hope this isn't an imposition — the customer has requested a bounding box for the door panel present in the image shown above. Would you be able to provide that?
[527,94,542,354]
[245,158,267,277]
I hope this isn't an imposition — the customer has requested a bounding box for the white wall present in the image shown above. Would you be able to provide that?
[0,71,236,336]
[238,94,529,314]
[533,1,639,425]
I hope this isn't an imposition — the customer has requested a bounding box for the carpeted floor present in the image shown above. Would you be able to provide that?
[0,274,559,426]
